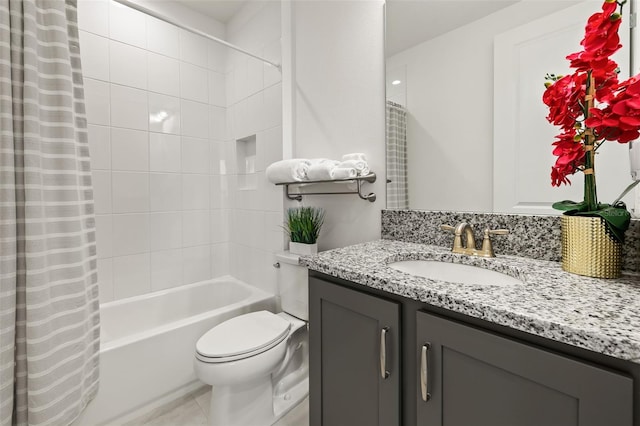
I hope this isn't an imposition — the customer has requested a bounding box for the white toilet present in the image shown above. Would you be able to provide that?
[194,252,309,426]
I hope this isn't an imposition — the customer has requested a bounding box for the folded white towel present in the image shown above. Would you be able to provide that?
[306,160,340,181]
[339,160,370,176]
[266,159,310,183]
[331,167,357,180]
[342,153,367,162]
[307,158,333,166]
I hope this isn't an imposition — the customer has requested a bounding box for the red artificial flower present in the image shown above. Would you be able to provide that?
[543,73,585,130]
[586,75,640,142]
[567,1,622,71]
[550,130,585,186]
[543,1,639,188]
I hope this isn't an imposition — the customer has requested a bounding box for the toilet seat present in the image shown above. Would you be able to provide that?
[196,311,291,363]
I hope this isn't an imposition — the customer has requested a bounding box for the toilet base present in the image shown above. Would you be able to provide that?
[273,376,309,422]
[207,376,308,426]
[209,379,272,426]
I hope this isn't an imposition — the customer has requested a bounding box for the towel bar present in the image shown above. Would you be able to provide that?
[275,173,377,202]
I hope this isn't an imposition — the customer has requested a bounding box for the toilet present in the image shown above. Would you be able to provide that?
[194,252,309,426]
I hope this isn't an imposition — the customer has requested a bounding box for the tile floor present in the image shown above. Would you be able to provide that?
[125,386,309,426]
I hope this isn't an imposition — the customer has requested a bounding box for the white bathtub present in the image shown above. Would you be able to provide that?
[72,276,277,426]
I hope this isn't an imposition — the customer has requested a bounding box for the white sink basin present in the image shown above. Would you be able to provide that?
[388,260,522,286]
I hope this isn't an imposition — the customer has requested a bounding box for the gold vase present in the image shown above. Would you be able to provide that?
[561,215,622,278]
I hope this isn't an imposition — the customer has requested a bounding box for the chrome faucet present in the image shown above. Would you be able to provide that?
[441,223,509,258]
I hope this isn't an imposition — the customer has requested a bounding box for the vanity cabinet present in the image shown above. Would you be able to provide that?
[309,276,401,426]
[416,311,633,426]
[309,272,637,426]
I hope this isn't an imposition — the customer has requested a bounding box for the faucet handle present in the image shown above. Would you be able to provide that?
[480,228,509,257]
[487,229,509,236]
[441,224,455,233]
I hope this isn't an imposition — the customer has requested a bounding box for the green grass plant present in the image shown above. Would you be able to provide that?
[286,207,325,244]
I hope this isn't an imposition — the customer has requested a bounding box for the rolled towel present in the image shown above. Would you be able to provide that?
[307,160,340,181]
[307,158,333,166]
[266,159,310,183]
[339,159,370,176]
[342,153,367,162]
[331,167,357,180]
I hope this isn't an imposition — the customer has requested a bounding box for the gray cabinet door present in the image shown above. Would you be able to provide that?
[309,277,401,426]
[416,310,633,426]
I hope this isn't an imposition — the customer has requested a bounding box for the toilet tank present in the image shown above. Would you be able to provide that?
[276,252,308,321]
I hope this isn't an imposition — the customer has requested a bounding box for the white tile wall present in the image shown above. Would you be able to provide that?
[110,84,148,130]
[182,174,210,210]
[95,215,113,258]
[109,41,147,89]
[109,1,146,48]
[150,212,183,251]
[211,243,230,276]
[113,253,151,299]
[88,125,111,170]
[151,249,183,290]
[81,0,283,301]
[183,210,211,247]
[182,137,211,174]
[147,16,180,58]
[92,170,111,214]
[78,0,109,37]
[149,93,181,134]
[112,172,149,213]
[150,133,181,172]
[150,173,182,212]
[183,245,211,285]
[97,258,114,303]
[79,31,109,81]
[180,62,209,103]
[111,128,149,171]
[180,30,208,68]
[181,100,209,138]
[208,71,226,107]
[226,2,284,295]
[148,53,180,97]
[84,78,110,125]
[112,213,149,256]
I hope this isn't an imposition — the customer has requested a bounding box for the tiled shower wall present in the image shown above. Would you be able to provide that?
[79,0,282,302]
[225,2,285,295]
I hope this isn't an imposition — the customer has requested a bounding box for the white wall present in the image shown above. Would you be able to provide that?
[226,1,284,295]
[387,2,577,212]
[292,0,386,250]
[78,0,230,302]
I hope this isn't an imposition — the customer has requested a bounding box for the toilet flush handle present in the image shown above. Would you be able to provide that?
[273,262,280,268]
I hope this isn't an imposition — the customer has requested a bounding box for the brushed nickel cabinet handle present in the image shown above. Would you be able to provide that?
[421,343,431,402]
[380,327,390,379]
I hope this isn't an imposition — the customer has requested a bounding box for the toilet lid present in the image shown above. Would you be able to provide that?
[196,311,291,359]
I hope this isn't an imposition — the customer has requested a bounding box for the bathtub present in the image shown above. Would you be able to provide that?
[72,276,277,426]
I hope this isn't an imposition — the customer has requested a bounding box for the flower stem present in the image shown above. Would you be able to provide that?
[584,72,598,211]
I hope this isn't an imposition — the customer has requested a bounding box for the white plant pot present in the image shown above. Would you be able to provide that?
[289,242,318,256]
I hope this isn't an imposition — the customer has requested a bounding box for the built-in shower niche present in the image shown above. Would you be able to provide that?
[236,135,257,190]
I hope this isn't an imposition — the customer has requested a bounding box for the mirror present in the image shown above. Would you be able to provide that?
[385,0,638,214]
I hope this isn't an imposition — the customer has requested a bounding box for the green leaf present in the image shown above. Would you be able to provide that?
[552,200,588,213]
[591,205,631,243]
[554,202,631,243]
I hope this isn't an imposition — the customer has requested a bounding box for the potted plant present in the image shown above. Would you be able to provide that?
[543,0,639,278]
[286,206,325,256]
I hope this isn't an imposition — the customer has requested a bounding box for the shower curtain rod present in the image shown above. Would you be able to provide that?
[113,0,281,70]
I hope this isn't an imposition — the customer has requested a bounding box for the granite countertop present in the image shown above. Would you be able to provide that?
[300,239,640,363]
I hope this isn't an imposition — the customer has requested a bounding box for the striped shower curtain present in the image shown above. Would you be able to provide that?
[0,1,100,425]
[386,101,409,209]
